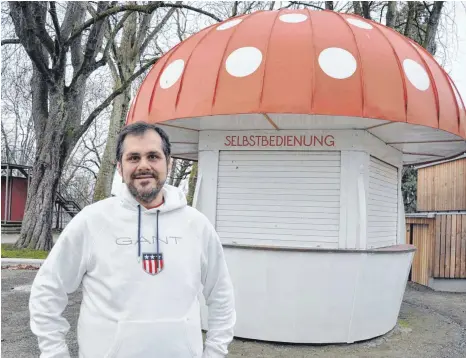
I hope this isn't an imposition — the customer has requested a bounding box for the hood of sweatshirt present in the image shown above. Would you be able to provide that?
[120,183,187,213]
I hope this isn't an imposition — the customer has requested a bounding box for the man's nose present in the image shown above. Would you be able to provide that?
[137,157,151,170]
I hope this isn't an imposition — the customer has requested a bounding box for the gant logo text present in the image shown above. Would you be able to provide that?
[116,236,183,245]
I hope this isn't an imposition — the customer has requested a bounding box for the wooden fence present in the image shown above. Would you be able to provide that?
[434,214,466,278]
[406,214,466,286]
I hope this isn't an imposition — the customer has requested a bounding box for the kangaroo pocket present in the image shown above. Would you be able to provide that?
[105,317,203,358]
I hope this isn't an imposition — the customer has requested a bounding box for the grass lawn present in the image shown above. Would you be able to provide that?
[1,244,49,259]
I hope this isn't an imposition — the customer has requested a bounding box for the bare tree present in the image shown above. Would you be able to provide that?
[423,1,444,54]
[93,7,179,202]
[403,1,416,37]
[167,158,192,187]
[353,1,363,16]
[2,1,220,250]
[386,1,397,28]
[361,1,371,19]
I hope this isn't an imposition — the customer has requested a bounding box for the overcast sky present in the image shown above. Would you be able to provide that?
[444,2,466,101]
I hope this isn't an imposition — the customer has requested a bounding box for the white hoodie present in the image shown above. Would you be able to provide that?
[29,185,236,358]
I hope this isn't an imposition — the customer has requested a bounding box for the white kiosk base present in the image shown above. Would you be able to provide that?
[201,244,414,343]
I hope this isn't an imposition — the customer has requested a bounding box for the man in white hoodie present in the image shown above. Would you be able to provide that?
[29,122,236,358]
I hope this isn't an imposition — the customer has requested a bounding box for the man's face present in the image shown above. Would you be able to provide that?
[117,130,170,205]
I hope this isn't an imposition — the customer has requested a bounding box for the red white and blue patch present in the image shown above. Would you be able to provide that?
[142,253,164,275]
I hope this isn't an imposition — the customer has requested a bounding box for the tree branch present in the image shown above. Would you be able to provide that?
[404,1,415,37]
[1,38,21,46]
[353,1,363,16]
[111,41,125,82]
[175,9,186,42]
[289,2,325,10]
[75,56,160,141]
[74,164,98,179]
[422,1,433,17]
[232,2,239,17]
[85,158,101,169]
[423,1,444,55]
[361,1,371,20]
[83,137,101,165]
[65,2,222,49]
[160,3,222,22]
[135,11,153,51]
[60,2,86,40]
[1,122,13,163]
[65,3,165,46]
[68,2,111,90]
[101,11,133,64]
[385,1,397,29]
[242,1,257,14]
[49,2,61,43]
[24,2,55,56]
[140,6,177,54]
[8,2,53,81]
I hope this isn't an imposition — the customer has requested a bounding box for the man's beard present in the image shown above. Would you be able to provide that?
[127,171,165,204]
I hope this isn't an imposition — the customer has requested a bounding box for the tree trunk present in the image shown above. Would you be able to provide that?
[361,1,371,20]
[353,2,363,17]
[93,87,130,201]
[173,160,190,187]
[404,2,415,37]
[423,1,444,55]
[187,162,198,206]
[16,155,63,250]
[168,158,178,185]
[386,2,397,28]
[16,89,75,250]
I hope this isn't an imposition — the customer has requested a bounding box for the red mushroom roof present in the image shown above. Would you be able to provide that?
[127,9,465,139]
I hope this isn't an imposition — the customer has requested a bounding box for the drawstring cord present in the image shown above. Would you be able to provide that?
[137,205,161,268]
[156,210,160,271]
[137,205,142,262]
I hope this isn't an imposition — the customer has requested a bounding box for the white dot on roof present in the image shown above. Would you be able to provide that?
[226,47,262,78]
[159,59,184,89]
[217,19,242,30]
[403,59,430,91]
[318,48,357,79]
[279,14,308,23]
[347,18,373,29]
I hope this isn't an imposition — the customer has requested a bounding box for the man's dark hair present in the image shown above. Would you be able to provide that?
[116,122,171,163]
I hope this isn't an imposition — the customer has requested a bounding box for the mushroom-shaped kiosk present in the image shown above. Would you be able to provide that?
[126,10,466,343]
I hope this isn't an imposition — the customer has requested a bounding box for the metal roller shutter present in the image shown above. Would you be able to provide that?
[367,157,398,248]
[216,151,341,248]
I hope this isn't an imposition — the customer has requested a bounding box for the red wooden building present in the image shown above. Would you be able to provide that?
[1,163,32,224]
[1,163,81,231]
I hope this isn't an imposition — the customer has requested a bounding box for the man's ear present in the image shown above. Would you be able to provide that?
[167,156,173,173]
[117,161,123,181]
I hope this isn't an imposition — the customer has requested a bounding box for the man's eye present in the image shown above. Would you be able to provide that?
[129,156,139,161]
[149,154,158,160]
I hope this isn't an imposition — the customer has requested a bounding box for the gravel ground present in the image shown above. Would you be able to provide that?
[2,269,465,358]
